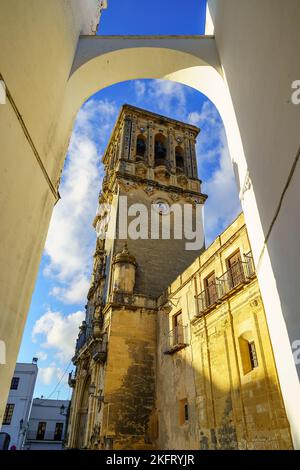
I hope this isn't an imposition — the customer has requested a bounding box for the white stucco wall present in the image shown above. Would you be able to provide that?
[24,398,69,450]
[0,362,38,449]
[206,0,300,448]
[0,0,103,425]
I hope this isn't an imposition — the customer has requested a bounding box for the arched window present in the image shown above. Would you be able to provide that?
[175,146,184,172]
[154,134,167,164]
[136,135,146,159]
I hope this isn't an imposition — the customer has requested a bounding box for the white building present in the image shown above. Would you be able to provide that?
[0,360,38,449]
[24,399,70,450]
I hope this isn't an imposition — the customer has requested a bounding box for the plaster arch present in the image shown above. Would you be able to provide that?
[58,40,247,189]
[55,39,300,448]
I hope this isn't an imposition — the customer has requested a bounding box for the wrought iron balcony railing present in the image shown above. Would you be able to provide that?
[196,254,256,316]
[163,325,188,354]
[244,251,255,278]
[196,283,221,314]
[217,260,251,295]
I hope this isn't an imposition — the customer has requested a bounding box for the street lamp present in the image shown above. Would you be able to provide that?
[60,404,67,416]
[88,383,104,404]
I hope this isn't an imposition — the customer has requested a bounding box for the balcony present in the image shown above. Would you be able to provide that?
[217,259,255,296]
[163,325,188,354]
[196,283,221,314]
[195,254,256,316]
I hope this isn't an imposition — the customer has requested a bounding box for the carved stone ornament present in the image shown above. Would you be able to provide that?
[143,185,155,197]
[170,193,180,202]
[177,174,188,188]
[135,163,147,178]
[118,180,139,192]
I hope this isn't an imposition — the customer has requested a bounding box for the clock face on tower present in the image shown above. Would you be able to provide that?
[152,200,170,215]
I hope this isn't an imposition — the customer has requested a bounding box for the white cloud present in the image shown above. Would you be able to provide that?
[38,364,64,386]
[36,351,47,361]
[50,275,90,305]
[188,100,220,128]
[134,80,146,98]
[43,98,118,304]
[32,309,85,363]
[202,129,241,244]
[135,79,187,116]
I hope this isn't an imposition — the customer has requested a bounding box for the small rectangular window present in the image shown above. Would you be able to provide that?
[10,377,20,390]
[179,398,188,425]
[248,341,259,369]
[184,402,189,422]
[3,404,15,425]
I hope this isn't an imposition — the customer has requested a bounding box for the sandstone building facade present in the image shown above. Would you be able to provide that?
[66,106,292,450]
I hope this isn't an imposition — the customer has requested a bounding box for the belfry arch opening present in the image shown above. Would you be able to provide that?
[175,145,184,173]
[136,134,146,160]
[154,133,168,166]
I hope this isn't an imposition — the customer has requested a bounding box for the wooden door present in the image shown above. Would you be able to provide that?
[204,272,217,306]
[174,312,183,345]
[227,251,243,287]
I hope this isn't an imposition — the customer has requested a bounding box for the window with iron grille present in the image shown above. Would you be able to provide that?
[248,341,259,369]
[10,377,20,390]
[3,404,15,425]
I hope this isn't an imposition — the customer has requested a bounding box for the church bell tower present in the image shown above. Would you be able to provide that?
[67,105,207,450]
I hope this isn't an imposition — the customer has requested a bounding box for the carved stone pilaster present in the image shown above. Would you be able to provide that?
[129,114,138,161]
[189,138,198,178]
[122,115,132,160]
[184,134,193,178]
[168,128,176,172]
[148,122,155,167]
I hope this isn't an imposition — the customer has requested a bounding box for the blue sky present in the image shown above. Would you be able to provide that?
[17,2,241,400]
[98,0,207,36]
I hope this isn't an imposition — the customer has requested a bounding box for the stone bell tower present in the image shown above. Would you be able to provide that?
[96,104,207,299]
[67,105,207,450]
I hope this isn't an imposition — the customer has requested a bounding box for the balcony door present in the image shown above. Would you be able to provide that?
[204,272,217,307]
[227,250,243,288]
[173,312,184,346]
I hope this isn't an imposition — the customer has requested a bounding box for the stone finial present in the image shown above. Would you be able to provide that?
[113,242,137,266]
